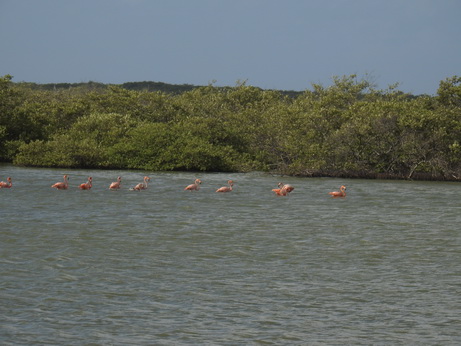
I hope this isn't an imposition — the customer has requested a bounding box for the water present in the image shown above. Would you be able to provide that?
[1,164,460,345]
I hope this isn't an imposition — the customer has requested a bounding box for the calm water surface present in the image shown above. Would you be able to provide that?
[1,164,460,345]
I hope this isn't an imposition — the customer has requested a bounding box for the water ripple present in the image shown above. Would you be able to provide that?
[1,165,460,344]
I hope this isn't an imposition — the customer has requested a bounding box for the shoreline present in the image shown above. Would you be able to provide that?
[291,170,461,182]
[3,162,461,183]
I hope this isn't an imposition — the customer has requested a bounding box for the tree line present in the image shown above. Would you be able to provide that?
[1,74,461,180]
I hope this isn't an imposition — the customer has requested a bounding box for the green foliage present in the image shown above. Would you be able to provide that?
[4,74,461,180]
[0,75,25,160]
[107,120,256,172]
[15,112,136,168]
[437,76,461,107]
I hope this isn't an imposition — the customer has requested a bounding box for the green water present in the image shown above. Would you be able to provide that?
[1,164,460,344]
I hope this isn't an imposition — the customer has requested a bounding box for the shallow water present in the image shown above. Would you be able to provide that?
[1,164,460,345]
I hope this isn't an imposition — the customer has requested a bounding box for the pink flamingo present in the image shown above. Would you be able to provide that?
[79,176,93,190]
[184,179,202,191]
[272,182,294,196]
[329,185,346,198]
[51,175,69,190]
[272,182,289,196]
[109,176,122,190]
[0,177,12,188]
[132,176,150,191]
[216,180,234,193]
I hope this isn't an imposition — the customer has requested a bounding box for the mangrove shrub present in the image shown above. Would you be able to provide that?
[2,74,461,180]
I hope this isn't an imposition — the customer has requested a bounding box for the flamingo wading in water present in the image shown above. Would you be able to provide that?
[131,176,150,191]
[329,185,346,198]
[184,179,202,191]
[0,177,12,188]
[109,176,122,190]
[272,182,288,196]
[272,182,294,196]
[216,180,234,193]
[51,175,69,190]
[79,177,93,190]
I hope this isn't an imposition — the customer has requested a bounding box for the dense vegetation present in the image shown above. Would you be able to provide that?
[1,74,461,180]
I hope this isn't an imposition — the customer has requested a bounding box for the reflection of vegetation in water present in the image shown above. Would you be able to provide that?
[1,74,461,180]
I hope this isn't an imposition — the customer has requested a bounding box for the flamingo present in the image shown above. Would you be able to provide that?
[216,180,234,192]
[109,176,122,190]
[51,175,69,190]
[0,177,12,188]
[79,176,93,190]
[131,176,151,191]
[272,182,294,196]
[272,182,288,196]
[329,185,346,198]
[184,179,202,191]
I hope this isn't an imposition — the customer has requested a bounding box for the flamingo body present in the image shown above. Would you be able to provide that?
[0,177,12,188]
[272,182,292,196]
[272,188,288,196]
[132,176,150,191]
[185,179,202,191]
[109,176,122,190]
[216,180,234,192]
[79,177,93,190]
[51,175,69,190]
[329,185,346,197]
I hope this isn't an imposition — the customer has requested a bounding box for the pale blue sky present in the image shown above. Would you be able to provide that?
[1,0,460,95]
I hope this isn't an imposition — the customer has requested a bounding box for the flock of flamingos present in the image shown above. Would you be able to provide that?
[0,175,347,197]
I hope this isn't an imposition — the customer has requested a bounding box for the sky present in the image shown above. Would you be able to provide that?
[0,0,460,95]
